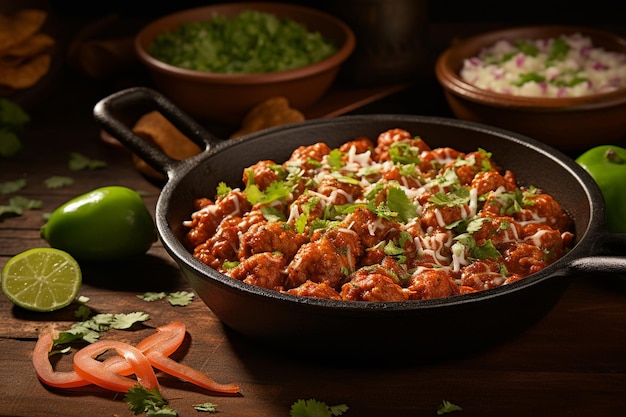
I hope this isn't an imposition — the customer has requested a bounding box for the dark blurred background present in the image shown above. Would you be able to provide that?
[49,0,626,24]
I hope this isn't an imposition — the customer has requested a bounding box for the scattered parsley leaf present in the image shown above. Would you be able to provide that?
[10,195,42,210]
[73,304,92,321]
[290,399,348,417]
[110,312,151,329]
[167,291,194,306]
[68,152,107,171]
[436,400,463,415]
[55,311,150,346]
[0,178,27,194]
[125,386,177,416]
[137,292,167,302]
[1,195,43,220]
[0,130,22,157]
[0,97,30,130]
[193,402,218,413]
[44,176,74,189]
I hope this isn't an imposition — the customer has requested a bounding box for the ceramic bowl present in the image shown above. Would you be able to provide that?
[435,25,626,151]
[135,2,355,125]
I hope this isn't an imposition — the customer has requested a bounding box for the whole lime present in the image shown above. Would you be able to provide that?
[40,186,157,261]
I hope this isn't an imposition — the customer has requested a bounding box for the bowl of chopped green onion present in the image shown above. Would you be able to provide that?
[135,2,355,125]
[435,25,626,151]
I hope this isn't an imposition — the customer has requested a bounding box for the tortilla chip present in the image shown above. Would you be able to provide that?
[132,111,202,179]
[0,33,54,66]
[0,53,51,89]
[230,96,305,138]
[0,9,47,52]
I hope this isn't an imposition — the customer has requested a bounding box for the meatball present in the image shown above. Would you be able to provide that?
[285,230,358,289]
[514,193,573,232]
[242,160,282,191]
[229,252,287,290]
[471,170,517,196]
[284,280,342,300]
[407,268,460,300]
[501,242,550,277]
[184,190,250,248]
[341,266,407,302]
[460,259,507,291]
[238,221,308,262]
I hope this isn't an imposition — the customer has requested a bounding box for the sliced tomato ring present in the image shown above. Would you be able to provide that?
[145,349,240,394]
[136,321,186,356]
[33,321,238,394]
[73,340,159,392]
[98,321,187,376]
[32,331,90,389]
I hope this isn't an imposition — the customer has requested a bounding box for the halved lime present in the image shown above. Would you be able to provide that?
[1,248,82,312]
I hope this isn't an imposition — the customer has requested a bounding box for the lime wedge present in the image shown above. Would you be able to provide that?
[1,248,81,312]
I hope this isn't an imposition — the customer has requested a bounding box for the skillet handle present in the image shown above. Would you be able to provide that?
[568,232,626,274]
[93,86,223,177]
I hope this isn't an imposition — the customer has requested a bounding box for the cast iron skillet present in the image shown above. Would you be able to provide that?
[94,87,626,358]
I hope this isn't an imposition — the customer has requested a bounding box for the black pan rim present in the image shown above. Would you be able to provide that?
[155,114,605,312]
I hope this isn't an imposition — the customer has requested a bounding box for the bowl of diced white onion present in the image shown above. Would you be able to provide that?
[435,25,626,151]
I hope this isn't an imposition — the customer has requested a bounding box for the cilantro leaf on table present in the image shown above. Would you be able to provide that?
[0,130,22,157]
[68,152,106,171]
[0,98,29,157]
[0,195,43,220]
[436,400,463,415]
[193,402,218,413]
[0,97,30,131]
[54,312,151,345]
[137,291,167,302]
[137,291,194,306]
[0,178,27,194]
[44,176,74,189]
[125,386,177,417]
[290,399,348,417]
[167,291,195,306]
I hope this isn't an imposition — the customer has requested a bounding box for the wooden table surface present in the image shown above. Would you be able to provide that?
[2,8,626,417]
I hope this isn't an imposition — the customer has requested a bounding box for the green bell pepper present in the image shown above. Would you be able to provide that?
[41,186,157,261]
[576,145,626,233]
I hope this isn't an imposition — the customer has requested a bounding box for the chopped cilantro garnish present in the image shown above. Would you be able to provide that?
[216,181,232,197]
[222,260,240,270]
[429,186,470,208]
[454,233,502,261]
[547,37,570,63]
[246,179,292,205]
[512,72,546,87]
[261,205,286,222]
[388,142,421,165]
[327,149,344,170]
[386,187,417,222]
[515,39,539,56]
